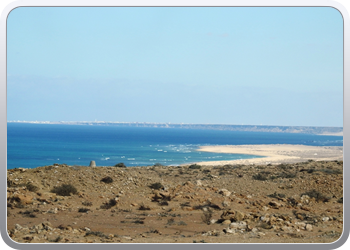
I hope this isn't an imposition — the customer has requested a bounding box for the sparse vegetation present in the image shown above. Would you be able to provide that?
[189,164,201,169]
[20,210,37,218]
[6,159,343,243]
[85,231,108,238]
[149,182,164,190]
[82,201,93,207]
[100,198,118,209]
[167,218,175,225]
[257,222,273,229]
[252,173,269,181]
[318,169,342,175]
[277,172,297,179]
[78,208,90,213]
[100,176,113,183]
[201,209,213,225]
[51,184,78,196]
[114,162,126,168]
[268,192,286,199]
[139,203,151,211]
[301,190,331,203]
[26,182,39,192]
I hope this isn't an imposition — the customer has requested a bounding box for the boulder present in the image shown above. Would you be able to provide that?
[89,161,96,167]
[221,209,235,221]
[269,201,282,209]
[218,189,231,197]
[13,194,33,204]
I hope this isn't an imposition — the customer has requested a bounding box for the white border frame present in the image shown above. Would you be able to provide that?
[1,1,349,249]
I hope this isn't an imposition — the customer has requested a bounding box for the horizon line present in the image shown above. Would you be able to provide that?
[6,120,343,128]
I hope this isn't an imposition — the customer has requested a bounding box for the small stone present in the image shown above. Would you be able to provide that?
[305,224,313,231]
[210,219,217,224]
[222,220,231,225]
[322,217,329,222]
[235,211,245,221]
[222,200,230,207]
[196,180,203,186]
[218,189,231,197]
[223,228,234,234]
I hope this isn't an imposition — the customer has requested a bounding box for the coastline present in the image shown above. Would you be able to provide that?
[196,144,343,166]
[317,132,343,136]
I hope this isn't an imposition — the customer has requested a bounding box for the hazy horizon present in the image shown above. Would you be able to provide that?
[7,7,343,127]
[7,120,343,128]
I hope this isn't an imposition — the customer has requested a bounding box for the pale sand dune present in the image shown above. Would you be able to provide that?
[196,144,343,166]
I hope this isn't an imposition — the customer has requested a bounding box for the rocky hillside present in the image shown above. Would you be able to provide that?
[7,160,343,243]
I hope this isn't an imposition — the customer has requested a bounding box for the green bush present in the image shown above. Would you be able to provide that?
[51,184,77,196]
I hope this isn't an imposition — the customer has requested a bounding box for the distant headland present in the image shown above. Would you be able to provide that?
[7,121,343,136]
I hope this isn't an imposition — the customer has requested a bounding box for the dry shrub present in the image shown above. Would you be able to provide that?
[149,182,164,190]
[201,210,213,225]
[301,190,331,203]
[26,183,39,192]
[101,177,113,183]
[139,203,151,211]
[51,184,77,196]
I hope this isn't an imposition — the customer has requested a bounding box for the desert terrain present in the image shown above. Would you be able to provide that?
[6,145,343,244]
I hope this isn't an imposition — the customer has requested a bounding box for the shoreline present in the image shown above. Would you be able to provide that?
[317,132,343,136]
[195,144,343,166]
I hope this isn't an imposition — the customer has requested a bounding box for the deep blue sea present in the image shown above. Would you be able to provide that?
[7,123,343,169]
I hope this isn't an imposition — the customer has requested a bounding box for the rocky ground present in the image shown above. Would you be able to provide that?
[7,160,343,243]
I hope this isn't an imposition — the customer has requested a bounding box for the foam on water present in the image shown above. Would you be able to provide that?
[7,123,343,169]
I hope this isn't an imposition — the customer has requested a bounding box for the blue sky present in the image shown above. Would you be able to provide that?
[7,7,343,126]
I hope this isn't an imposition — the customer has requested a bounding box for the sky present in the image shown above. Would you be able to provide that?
[7,7,343,126]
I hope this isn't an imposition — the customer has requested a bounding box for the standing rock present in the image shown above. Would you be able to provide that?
[89,161,96,167]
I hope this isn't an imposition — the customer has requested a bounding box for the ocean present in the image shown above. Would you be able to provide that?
[7,123,343,169]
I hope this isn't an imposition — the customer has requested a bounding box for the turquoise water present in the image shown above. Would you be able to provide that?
[7,123,343,169]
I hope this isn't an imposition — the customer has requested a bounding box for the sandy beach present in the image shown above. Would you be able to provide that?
[196,144,343,166]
